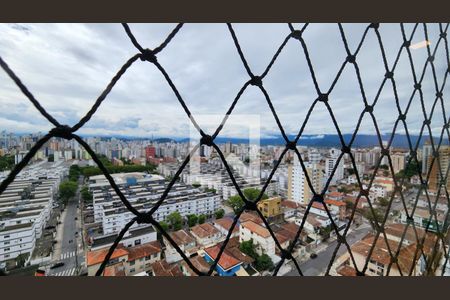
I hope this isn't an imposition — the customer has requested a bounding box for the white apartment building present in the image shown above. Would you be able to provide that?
[288,155,324,205]
[239,220,275,256]
[89,173,222,235]
[325,148,345,185]
[0,161,67,268]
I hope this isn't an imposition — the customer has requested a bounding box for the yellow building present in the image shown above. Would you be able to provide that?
[257,196,281,218]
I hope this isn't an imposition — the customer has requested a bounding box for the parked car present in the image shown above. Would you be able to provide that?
[310,253,318,259]
[50,262,64,269]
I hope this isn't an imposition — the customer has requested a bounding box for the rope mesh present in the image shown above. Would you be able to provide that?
[0,23,449,276]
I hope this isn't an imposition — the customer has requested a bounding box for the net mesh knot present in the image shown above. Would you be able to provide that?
[249,75,262,86]
[135,213,153,224]
[291,30,302,40]
[286,141,297,150]
[50,125,74,140]
[140,48,157,63]
[244,200,258,211]
[200,134,214,147]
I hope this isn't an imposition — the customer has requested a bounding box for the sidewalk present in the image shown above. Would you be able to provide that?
[52,208,68,261]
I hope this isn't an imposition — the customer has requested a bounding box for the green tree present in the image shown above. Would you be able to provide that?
[159,221,169,232]
[0,155,14,171]
[81,186,93,203]
[198,214,206,224]
[396,160,421,180]
[59,180,78,204]
[255,254,274,271]
[243,188,268,201]
[239,239,258,259]
[15,253,28,268]
[69,165,81,181]
[186,214,198,227]
[167,212,183,231]
[345,200,354,210]
[363,208,384,230]
[378,197,389,207]
[228,195,245,214]
[227,188,268,214]
[205,187,216,193]
[214,209,225,219]
[192,182,201,188]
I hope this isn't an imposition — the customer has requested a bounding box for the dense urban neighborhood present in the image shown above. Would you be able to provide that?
[0,132,449,276]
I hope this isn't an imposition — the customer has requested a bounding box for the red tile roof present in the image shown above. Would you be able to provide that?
[241,220,271,238]
[103,263,126,276]
[168,229,196,245]
[151,259,183,276]
[239,212,263,224]
[325,199,346,207]
[127,241,162,261]
[204,245,242,271]
[311,202,326,211]
[181,255,211,276]
[327,191,344,198]
[87,246,128,267]
[336,265,357,276]
[190,223,220,239]
[213,218,239,233]
[281,200,300,209]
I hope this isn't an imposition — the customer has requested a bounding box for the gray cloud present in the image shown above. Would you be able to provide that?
[0,23,447,139]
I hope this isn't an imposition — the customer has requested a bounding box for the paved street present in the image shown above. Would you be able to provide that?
[285,223,372,276]
[47,178,84,276]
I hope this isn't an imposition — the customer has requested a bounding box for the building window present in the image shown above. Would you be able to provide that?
[130,268,135,273]
[130,260,135,266]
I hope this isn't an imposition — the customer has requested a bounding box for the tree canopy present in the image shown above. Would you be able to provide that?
[227,188,269,214]
[59,180,78,204]
[214,209,225,219]
[167,211,183,231]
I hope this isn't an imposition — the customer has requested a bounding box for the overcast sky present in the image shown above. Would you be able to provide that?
[0,23,448,140]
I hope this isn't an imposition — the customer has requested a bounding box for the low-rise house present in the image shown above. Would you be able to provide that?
[180,255,211,276]
[324,199,346,221]
[164,229,198,263]
[212,217,239,238]
[400,207,447,232]
[239,212,263,224]
[86,247,129,276]
[326,191,344,201]
[239,220,275,256]
[332,227,439,276]
[126,241,163,275]
[216,236,258,276]
[203,245,243,276]
[257,196,282,219]
[281,200,300,220]
[150,259,183,276]
[190,223,222,247]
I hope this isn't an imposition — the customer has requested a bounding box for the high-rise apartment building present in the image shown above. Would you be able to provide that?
[288,155,324,204]
[427,145,450,194]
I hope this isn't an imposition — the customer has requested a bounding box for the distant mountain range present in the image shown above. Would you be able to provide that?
[66,133,446,148]
[168,134,442,148]
[186,134,441,148]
